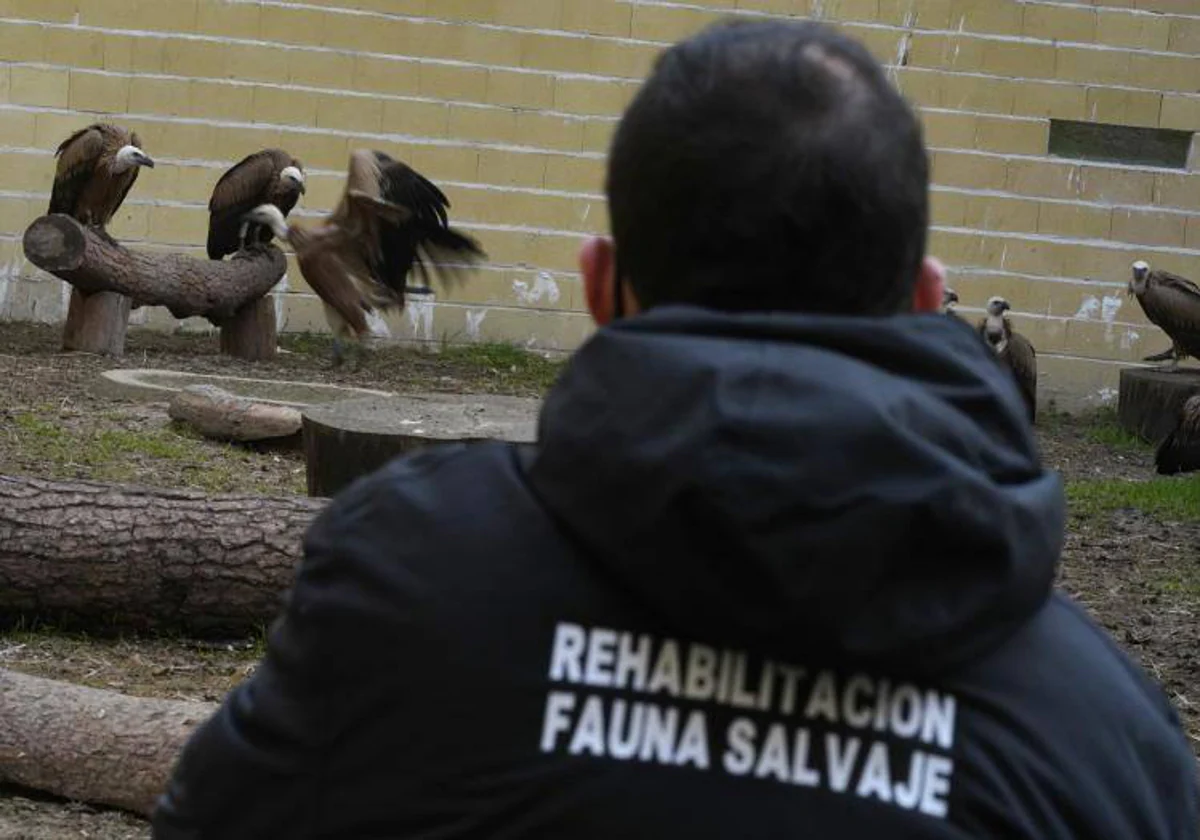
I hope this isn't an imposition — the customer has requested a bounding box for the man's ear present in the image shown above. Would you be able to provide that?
[581,236,618,326]
[911,256,946,314]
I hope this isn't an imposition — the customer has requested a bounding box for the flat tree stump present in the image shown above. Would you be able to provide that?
[23,214,286,360]
[0,668,216,818]
[168,384,303,443]
[1118,367,1200,444]
[303,393,540,498]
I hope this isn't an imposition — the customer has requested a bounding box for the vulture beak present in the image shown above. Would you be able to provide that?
[137,152,155,169]
[298,181,307,195]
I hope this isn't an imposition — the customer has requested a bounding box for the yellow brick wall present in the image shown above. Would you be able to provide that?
[0,0,1197,410]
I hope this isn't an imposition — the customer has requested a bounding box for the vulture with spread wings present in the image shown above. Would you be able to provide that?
[207,149,305,259]
[243,149,485,366]
[978,296,1038,422]
[49,123,155,232]
[1128,260,1200,367]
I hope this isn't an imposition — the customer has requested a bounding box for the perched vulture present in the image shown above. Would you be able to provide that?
[941,287,970,325]
[978,296,1038,422]
[243,149,485,365]
[49,123,154,229]
[1156,395,1200,476]
[1128,260,1200,367]
[207,149,306,260]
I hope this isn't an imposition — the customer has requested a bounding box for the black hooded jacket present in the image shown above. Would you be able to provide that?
[152,306,1199,839]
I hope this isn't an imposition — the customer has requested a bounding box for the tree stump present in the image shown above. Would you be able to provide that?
[62,288,133,356]
[1117,367,1200,444]
[0,668,216,818]
[22,214,286,361]
[303,393,540,498]
[0,475,326,636]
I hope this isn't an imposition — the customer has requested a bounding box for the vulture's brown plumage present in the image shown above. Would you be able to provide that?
[978,296,1037,422]
[49,123,154,229]
[243,149,485,365]
[1156,395,1200,476]
[1128,260,1200,367]
[207,149,305,259]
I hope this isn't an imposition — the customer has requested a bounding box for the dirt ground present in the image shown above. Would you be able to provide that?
[1,322,1198,837]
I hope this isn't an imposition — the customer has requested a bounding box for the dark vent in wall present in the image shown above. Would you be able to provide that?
[1048,119,1193,169]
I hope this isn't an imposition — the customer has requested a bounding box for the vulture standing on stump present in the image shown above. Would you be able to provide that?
[1128,260,1200,368]
[49,123,154,232]
[979,296,1038,422]
[207,149,306,260]
[242,149,485,366]
[1155,394,1200,475]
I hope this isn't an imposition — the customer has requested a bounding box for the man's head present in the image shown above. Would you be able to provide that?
[581,18,942,324]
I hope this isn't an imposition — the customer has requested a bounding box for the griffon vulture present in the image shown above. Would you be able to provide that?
[49,123,155,230]
[207,149,306,259]
[243,149,485,366]
[1156,394,1200,476]
[941,287,959,314]
[978,296,1038,421]
[1128,260,1200,368]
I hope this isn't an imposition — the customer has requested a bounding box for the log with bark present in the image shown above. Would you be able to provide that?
[0,667,215,818]
[22,214,287,360]
[0,475,326,637]
[168,384,303,444]
[1117,366,1200,445]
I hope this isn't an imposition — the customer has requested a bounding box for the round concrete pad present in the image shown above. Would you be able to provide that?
[95,369,394,408]
[302,393,540,441]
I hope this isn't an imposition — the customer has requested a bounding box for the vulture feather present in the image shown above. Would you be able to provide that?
[242,149,485,365]
[1156,395,1200,476]
[207,148,306,259]
[49,123,154,229]
[978,296,1038,422]
[1128,260,1200,367]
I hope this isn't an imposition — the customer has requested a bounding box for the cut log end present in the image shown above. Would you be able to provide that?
[1117,366,1200,445]
[22,214,88,272]
[302,393,540,497]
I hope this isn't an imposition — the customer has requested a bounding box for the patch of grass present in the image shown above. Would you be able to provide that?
[1067,474,1200,521]
[1072,406,1153,450]
[6,410,305,495]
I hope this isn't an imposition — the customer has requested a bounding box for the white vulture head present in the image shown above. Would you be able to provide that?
[242,204,290,240]
[1129,260,1151,296]
[113,144,155,172]
[280,165,307,194]
[985,296,1011,317]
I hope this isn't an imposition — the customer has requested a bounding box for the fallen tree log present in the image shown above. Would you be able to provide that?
[0,668,215,818]
[0,475,326,637]
[22,214,286,360]
[168,384,302,443]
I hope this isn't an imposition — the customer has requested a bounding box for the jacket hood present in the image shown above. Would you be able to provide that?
[527,305,1064,675]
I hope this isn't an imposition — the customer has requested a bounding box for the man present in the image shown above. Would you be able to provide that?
[153,18,1198,839]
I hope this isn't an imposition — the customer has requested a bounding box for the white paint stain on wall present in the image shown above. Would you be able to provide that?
[274,272,290,332]
[1095,387,1118,406]
[465,308,486,340]
[406,299,434,341]
[513,271,561,306]
[365,306,391,338]
[1120,329,1140,350]
[1074,295,1100,319]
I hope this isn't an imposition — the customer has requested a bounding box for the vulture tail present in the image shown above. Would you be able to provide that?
[1144,347,1176,362]
[1155,428,1200,475]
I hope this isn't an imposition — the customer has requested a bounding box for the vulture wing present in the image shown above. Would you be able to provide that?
[1155,396,1200,475]
[49,126,106,218]
[1138,271,1200,359]
[1004,332,1038,422]
[207,149,289,259]
[299,245,371,338]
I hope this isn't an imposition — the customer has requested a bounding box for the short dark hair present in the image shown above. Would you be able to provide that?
[605,18,930,316]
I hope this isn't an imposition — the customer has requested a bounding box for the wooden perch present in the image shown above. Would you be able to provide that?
[0,475,326,637]
[0,667,215,818]
[22,214,287,360]
[168,384,303,443]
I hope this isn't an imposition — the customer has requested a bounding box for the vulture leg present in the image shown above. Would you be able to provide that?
[330,337,346,368]
[1144,347,1176,362]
